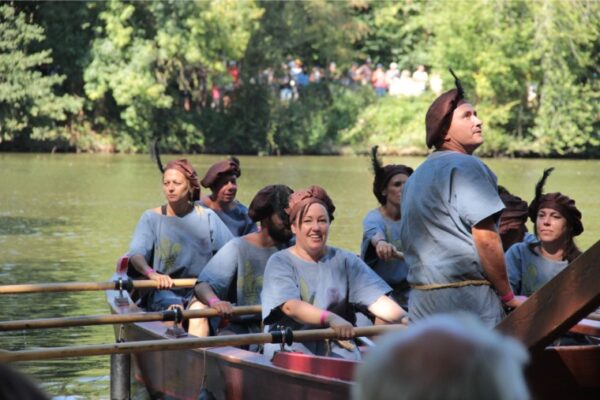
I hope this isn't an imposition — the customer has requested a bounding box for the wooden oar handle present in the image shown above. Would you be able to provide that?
[0,305,262,331]
[0,278,198,294]
[0,324,406,362]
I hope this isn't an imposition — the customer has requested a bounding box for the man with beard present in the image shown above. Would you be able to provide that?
[188,185,294,339]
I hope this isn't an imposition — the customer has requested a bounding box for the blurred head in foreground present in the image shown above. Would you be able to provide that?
[353,313,530,400]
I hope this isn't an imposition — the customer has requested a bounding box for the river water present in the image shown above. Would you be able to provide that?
[1,154,598,398]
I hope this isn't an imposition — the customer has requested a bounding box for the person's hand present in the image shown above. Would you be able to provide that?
[148,271,173,289]
[210,300,234,317]
[504,295,527,309]
[327,314,355,339]
[375,241,398,261]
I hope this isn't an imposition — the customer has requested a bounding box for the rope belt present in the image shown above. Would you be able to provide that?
[411,279,491,291]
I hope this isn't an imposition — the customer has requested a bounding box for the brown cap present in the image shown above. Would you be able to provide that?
[528,168,583,236]
[164,159,201,202]
[247,184,294,222]
[286,185,335,225]
[200,157,241,189]
[425,69,466,149]
[370,146,413,205]
[498,188,528,235]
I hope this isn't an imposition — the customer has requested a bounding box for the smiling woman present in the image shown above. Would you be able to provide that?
[261,185,408,361]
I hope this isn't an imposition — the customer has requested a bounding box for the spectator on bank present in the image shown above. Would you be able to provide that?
[372,64,388,96]
[353,313,530,400]
[357,58,373,86]
[429,72,443,95]
[412,65,429,95]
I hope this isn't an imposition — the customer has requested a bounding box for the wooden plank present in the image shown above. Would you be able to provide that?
[496,240,600,351]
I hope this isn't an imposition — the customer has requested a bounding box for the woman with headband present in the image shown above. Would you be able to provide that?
[261,185,408,360]
[127,158,233,311]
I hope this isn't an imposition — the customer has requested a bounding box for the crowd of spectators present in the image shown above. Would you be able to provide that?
[209,58,444,107]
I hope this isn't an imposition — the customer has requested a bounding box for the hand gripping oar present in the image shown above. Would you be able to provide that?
[0,324,406,363]
[0,305,262,331]
[0,278,198,295]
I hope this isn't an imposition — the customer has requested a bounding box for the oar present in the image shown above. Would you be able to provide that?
[0,305,262,331]
[0,324,405,362]
[0,278,198,295]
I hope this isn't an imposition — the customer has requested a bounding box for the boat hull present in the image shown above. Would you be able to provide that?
[107,279,600,400]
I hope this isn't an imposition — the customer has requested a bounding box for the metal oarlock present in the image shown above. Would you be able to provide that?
[114,277,130,307]
[165,306,187,338]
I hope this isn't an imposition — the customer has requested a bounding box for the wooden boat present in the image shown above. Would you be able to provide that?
[106,271,600,400]
[107,240,600,399]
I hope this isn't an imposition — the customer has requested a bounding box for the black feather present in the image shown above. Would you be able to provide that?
[150,138,165,174]
[228,156,241,168]
[448,68,464,99]
[534,167,555,201]
[370,145,384,177]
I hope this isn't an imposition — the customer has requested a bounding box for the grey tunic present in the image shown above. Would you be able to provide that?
[361,208,410,306]
[198,237,279,333]
[127,205,233,310]
[506,241,568,296]
[399,151,506,326]
[199,199,257,237]
[261,247,391,360]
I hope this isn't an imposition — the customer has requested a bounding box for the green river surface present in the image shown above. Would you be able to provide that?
[1,153,599,399]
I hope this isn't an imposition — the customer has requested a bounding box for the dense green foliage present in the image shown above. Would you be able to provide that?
[0,0,598,156]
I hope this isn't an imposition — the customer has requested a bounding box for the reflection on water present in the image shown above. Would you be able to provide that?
[0,154,598,398]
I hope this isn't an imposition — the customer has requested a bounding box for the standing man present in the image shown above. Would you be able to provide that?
[399,70,524,326]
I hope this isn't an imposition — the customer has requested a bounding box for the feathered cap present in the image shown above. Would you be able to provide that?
[200,157,241,189]
[528,168,583,236]
[151,139,200,202]
[425,68,466,149]
[370,146,413,205]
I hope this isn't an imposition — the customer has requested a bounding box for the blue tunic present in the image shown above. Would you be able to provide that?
[261,247,391,359]
[199,199,257,237]
[361,208,410,306]
[127,205,233,310]
[399,151,506,326]
[506,241,568,296]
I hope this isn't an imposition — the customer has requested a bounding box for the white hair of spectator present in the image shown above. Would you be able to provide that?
[353,313,530,400]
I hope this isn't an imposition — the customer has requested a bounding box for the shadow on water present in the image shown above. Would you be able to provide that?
[0,216,67,236]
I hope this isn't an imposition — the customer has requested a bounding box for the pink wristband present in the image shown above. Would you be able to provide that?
[144,268,155,278]
[320,311,330,326]
[500,291,515,303]
[208,297,220,306]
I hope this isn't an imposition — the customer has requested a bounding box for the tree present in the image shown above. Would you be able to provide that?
[0,4,81,148]
[530,0,600,156]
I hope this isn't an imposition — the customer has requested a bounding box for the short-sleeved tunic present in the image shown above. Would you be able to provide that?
[361,208,410,307]
[127,205,233,310]
[399,151,505,326]
[199,199,257,237]
[261,247,391,360]
[506,242,568,296]
[198,237,279,333]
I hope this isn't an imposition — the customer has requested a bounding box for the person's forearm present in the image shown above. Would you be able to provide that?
[472,220,512,296]
[194,282,219,305]
[370,232,386,247]
[282,299,330,325]
[129,254,154,278]
[367,295,407,323]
